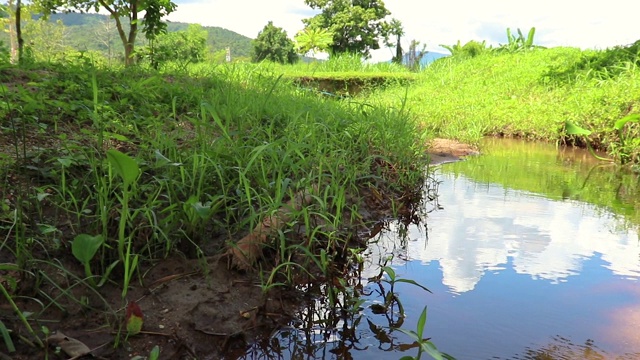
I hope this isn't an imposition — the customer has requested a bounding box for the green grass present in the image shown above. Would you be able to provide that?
[3,41,640,356]
[0,57,429,306]
[367,46,640,161]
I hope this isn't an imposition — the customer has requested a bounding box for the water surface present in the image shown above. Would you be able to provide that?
[365,138,640,359]
[250,138,640,360]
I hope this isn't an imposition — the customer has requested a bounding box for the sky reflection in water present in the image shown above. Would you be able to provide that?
[366,161,640,359]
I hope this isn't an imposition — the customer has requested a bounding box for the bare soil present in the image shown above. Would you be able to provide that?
[427,138,480,164]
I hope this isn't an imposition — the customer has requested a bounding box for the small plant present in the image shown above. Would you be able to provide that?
[0,265,45,349]
[496,27,544,53]
[105,149,141,298]
[397,306,455,360]
[125,300,144,338]
[131,345,161,360]
[565,113,640,164]
[71,234,104,287]
[382,265,432,295]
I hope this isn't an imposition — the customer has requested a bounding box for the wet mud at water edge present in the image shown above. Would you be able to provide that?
[1,139,470,360]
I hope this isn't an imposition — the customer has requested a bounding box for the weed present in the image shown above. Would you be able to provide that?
[397,306,455,360]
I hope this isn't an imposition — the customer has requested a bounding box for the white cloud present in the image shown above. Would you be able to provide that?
[169,0,640,62]
[369,170,640,294]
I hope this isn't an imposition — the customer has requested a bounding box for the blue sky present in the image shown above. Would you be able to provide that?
[168,0,640,62]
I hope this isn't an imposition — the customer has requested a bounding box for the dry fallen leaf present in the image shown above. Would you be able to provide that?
[46,331,91,357]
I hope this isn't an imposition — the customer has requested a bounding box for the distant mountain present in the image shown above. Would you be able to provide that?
[419,51,449,64]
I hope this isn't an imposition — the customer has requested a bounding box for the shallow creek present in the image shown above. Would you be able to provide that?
[250,138,640,359]
[366,138,640,359]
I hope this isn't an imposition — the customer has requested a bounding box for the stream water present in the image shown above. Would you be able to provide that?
[364,138,640,360]
[249,138,640,360]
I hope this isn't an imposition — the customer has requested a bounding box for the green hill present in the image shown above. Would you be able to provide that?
[1,12,253,59]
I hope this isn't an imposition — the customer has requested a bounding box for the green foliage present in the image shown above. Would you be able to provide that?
[495,27,544,53]
[366,46,640,154]
[0,40,9,64]
[71,234,104,285]
[302,0,396,58]
[139,24,208,69]
[1,59,429,324]
[440,40,489,58]
[294,27,333,57]
[387,18,404,64]
[105,148,140,298]
[252,21,298,64]
[23,18,72,62]
[397,307,455,360]
[0,12,254,63]
[566,114,640,164]
[543,40,640,84]
[37,0,177,65]
[0,319,15,353]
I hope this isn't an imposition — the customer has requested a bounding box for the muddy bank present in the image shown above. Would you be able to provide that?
[2,139,474,360]
[428,138,480,164]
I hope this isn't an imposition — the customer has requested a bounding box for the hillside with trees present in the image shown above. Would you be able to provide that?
[0,12,253,62]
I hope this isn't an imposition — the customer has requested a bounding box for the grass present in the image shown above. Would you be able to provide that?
[366,46,640,162]
[3,40,640,357]
[0,55,431,354]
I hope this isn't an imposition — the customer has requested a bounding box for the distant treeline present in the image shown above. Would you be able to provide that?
[0,12,253,60]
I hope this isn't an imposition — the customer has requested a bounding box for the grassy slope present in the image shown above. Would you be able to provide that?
[369,47,640,157]
[0,60,429,273]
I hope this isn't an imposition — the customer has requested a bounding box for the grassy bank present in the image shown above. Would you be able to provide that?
[367,45,640,163]
[0,59,433,356]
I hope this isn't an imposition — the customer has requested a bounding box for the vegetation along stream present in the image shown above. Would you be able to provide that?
[2,5,640,359]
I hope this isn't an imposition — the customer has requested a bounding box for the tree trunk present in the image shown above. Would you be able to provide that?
[7,0,17,64]
[100,0,138,66]
[16,0,23,63]
[126,2,138,66]
[392,33,402,64]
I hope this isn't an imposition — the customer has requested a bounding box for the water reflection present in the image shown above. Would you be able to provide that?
[400,171,640,293]
[243,139,640,359]
[367,139,640,359]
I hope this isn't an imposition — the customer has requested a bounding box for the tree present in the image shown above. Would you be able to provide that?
[23,18,71,62]
[140,24,208,69]
[252,21,297,64]
[94,16,117,65]
[406,39,427,71]
[294,27,333,58]
[0,4,9,63]
[302,0,396,58]
[386,18,403,64]
[38,0,177,66]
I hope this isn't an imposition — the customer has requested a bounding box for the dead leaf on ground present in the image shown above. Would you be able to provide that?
[46,331,91,357]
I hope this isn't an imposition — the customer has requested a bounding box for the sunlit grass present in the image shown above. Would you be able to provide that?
[0,59,429,310]
[366,47,640,152]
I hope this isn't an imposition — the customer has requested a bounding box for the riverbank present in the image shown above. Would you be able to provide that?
[367,44,640,164]
[0,62,442,359]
